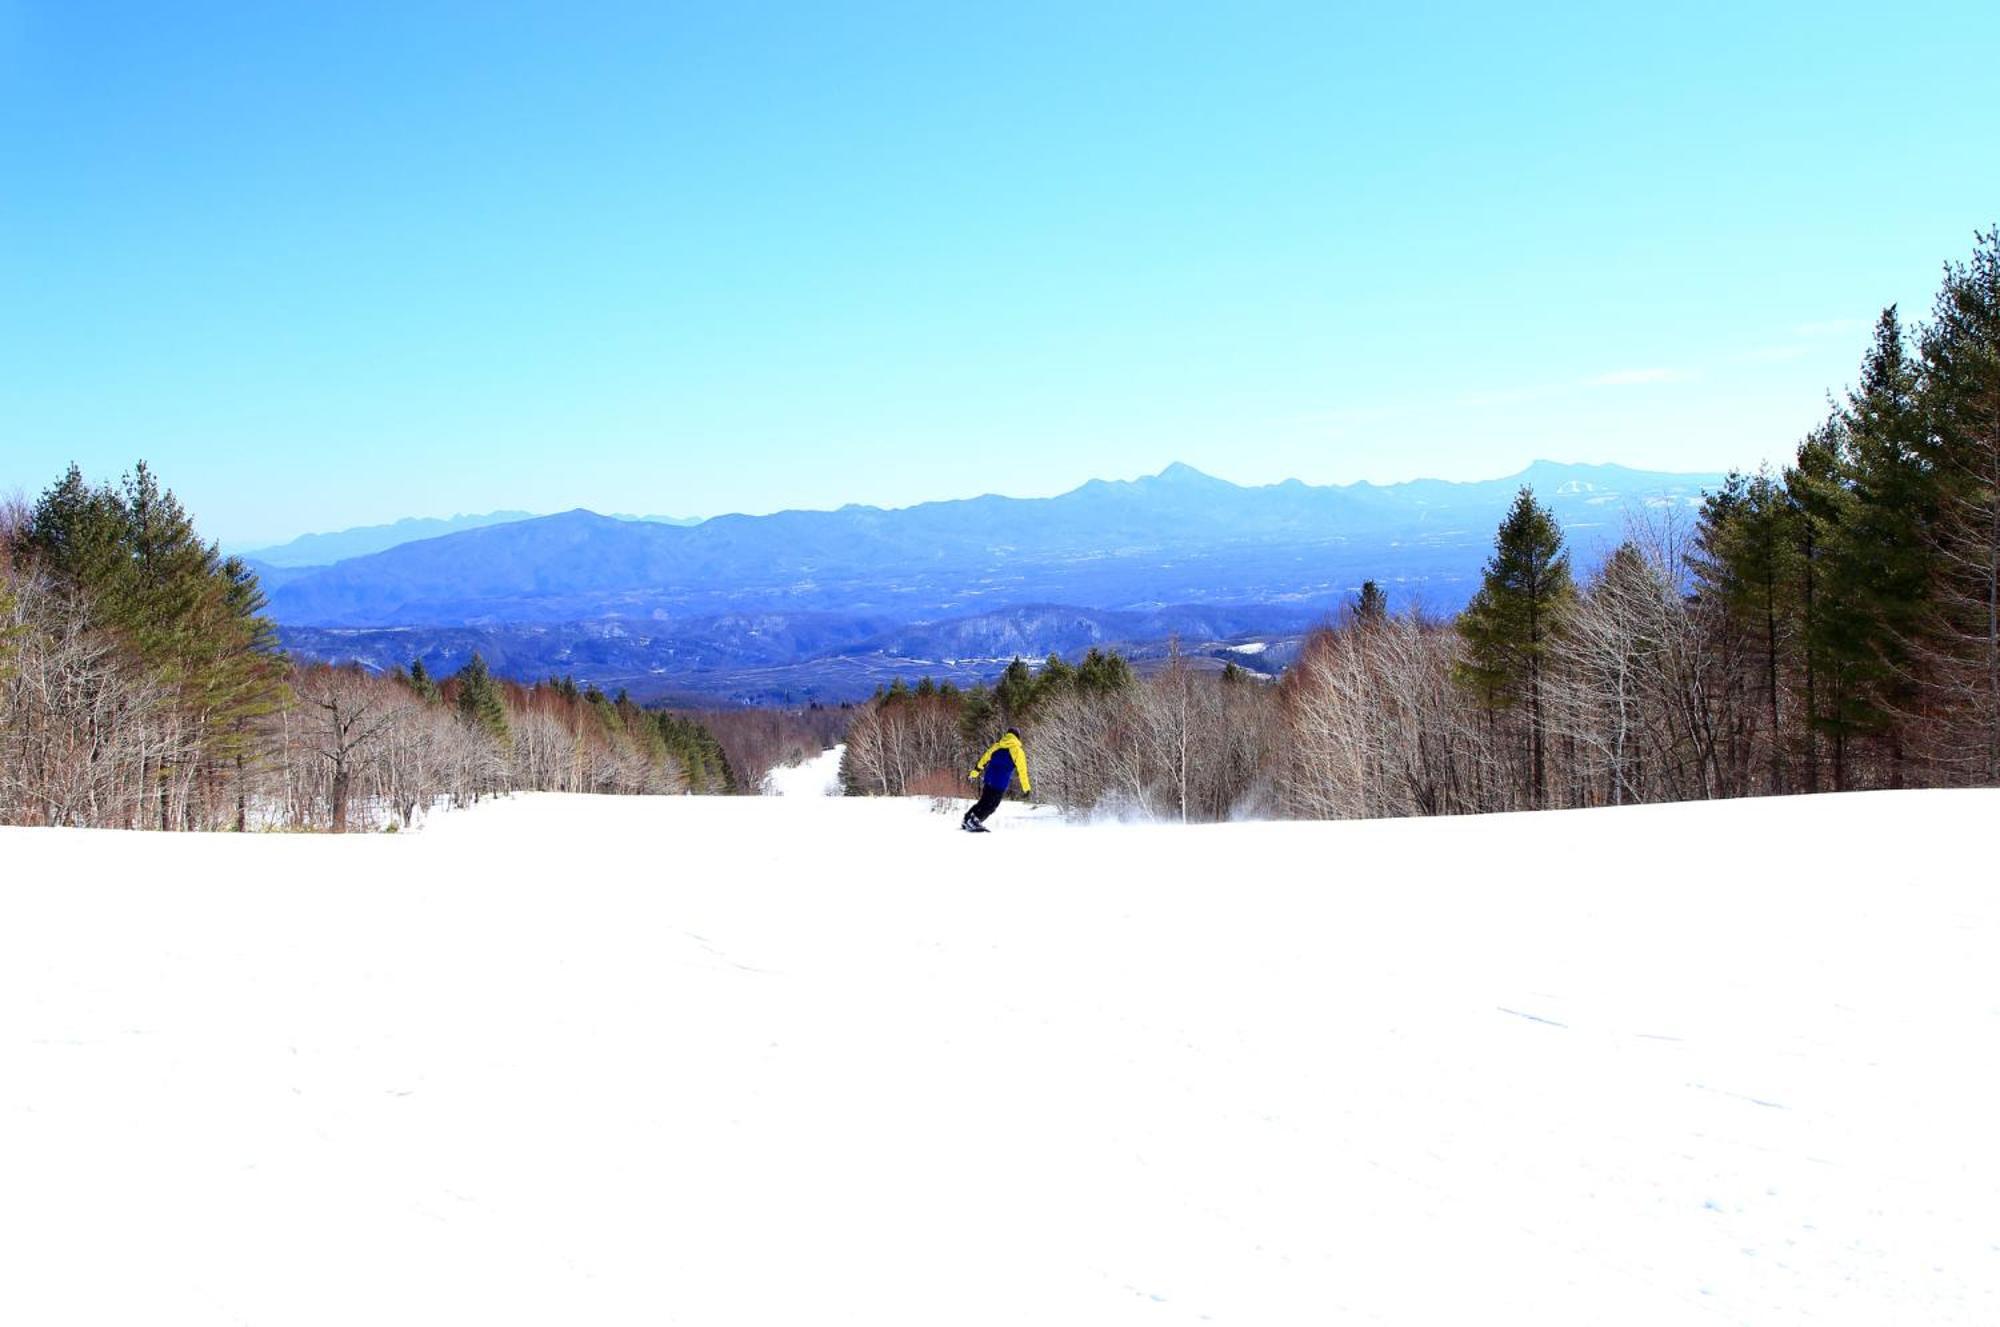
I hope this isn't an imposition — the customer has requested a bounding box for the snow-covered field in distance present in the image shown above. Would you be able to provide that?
[3,790,1996,1325]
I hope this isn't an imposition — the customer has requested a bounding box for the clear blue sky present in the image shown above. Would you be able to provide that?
[2,2,1995,546]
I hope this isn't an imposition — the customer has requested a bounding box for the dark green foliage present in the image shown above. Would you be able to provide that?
[1838,308,1933,781]
[1456,487,1574,709]
[869,654,1133,727]
[843,647,1135,798]
[994,657,1037,721]
[655,712,736,793]
[856,649,1135,770]
[1456,487,1575,806]
[453,653,511,744]
[978,647,1136,723]
[1693,467,1796,790]
[1074,647,1135,694]
[407,657,439,702]
[957,685,997,743]
[1783,419,1862,788]
[203,554,291,800]
[1355,580,1388,624]
[1916,227,2000,778]
[22,461,290,827]
[1695,470,1795,618]
[5,462,743,825]
[22,464,131,596]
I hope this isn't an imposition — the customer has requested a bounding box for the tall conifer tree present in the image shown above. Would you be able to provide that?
[454,653,511,744]
[1837,307,1934,784]
[1457,487,1575,808]
[1355,580,1389,625]
[1784,420,1860,790]
[1917,227,2000,779]
[1694,468,1796,792]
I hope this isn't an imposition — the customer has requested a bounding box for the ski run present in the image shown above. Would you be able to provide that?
[3,784,1997,1324]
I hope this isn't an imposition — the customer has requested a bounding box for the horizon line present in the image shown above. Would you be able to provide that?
[230,455,1732,554]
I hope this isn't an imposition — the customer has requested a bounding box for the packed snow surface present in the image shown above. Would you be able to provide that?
[4,790,1998,1325]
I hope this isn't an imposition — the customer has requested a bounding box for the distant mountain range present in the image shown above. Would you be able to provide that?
[266,460,1723,703]
[239,508,700,568]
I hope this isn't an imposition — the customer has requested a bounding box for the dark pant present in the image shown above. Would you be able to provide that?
[965,783,1006,825]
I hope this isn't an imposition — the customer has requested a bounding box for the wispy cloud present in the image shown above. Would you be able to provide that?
[1583,368,1691,387]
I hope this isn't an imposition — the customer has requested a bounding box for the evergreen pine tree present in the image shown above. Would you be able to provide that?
[1917,226,2000,780]
[995,656,1036,721]
[1837,306,1934,785]
[1456,486,1575,808]
[1038,653,1076,694]
[408,657,440,702]
[1693,468,1797,792]
[27,462,290,828]
[454,653,511,744]
[1785,417,1863,790]
[957,685,997,743]
[202,554,291,830]
[23,463,130,597]
[1355,580,1389,625]
[1076,647,1134,693]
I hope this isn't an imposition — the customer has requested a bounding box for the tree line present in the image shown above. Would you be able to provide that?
[841,229,2000,822]
[0,467,739,830]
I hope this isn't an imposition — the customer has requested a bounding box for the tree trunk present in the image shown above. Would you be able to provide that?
[1988,480,1999,783]
[1765,582,1783,794]
[1801,533,1820,794]
[331,763,351,834]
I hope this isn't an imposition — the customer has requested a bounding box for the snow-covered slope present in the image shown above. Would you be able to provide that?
[759,743,847,796]
[3,792,1996,1324]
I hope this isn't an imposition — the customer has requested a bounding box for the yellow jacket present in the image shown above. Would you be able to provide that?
[971,732,1031,794]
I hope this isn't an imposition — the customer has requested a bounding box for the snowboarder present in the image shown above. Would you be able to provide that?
[963,728,1030,832]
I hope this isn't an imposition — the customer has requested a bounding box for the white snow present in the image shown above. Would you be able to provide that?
[4,790,1998,1324]
[1226,641,1269,655]
[759,743,846,796]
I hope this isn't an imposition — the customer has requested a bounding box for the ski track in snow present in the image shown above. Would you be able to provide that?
[3,789,1998,1325]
